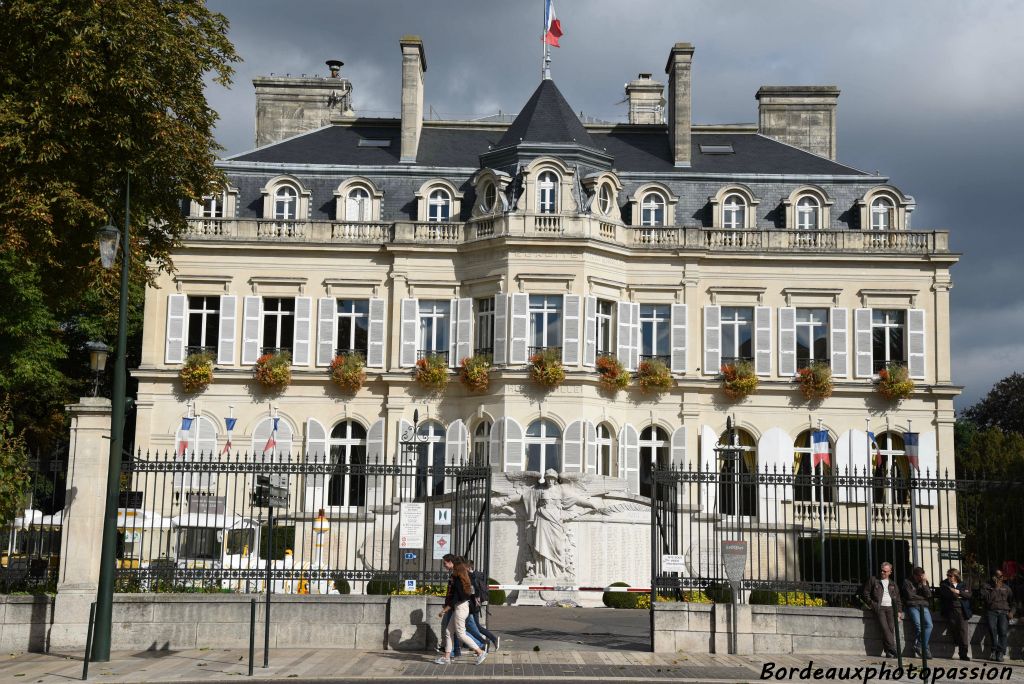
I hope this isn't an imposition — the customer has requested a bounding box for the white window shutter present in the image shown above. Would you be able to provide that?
[619,424,640,495]
[503,417,524,472]
[345,195,358,222]
[917,432,937,503]
[583,295,597,367]
[670,303,687,373]
[778,307,797,377]
[165,294,187,364]
[703,305,721,375]
[304,417,328,495]
[562,294,581,365]
[446,419,468,465]
[397,420,413,466]
[241,296,263,365]
[617,301,632,370]
[671,426,687,467]
[367,298,386,368]
[509,293,529,364]
[316,297,336,367]
[366,418,385,464]
[585,421,598,474]
[563,420,583,473]
[700,425,719,513]
[830,307,848,378]
[488,419,503,468]
[455,297,473,364]
[399,298,418,367]
[493,294,508,365]
[854,308,873,378]
[292,297,313,366]
[754,306,771,376]
[217,295,237,365]
[907,308,926,380]
[630,303,641,371]
[448,298,459,369]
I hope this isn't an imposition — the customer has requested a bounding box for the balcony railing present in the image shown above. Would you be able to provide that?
[639,353,670,364]
[185,345,216,358]
[416,349,448,363]
[331,222,390,242]
[528,346,561,359]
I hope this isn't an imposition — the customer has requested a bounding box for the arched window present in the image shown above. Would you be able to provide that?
[415,421,447,498]
[723,194,746,229]
[794,430,834,503]
[718,428,757,517]
[346,187,371,222]
[641,192,666,227]
[870,197,893,231]
[639,426,669,497]
[871,432,909,505]
[537,171,558,214]
[328,421,366,507]
[252,417,294,459]
[473,421,492,466]
[595,423,615,476]
[274,185,298,222]
[526,419,561,473]
[428,188,451,222]
[481,182,497,212]
[796,196,819,230]
[598,183,614,216]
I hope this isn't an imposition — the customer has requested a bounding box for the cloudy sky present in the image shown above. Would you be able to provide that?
[205,0,1024,410]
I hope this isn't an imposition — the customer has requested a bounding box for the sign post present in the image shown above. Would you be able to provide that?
[721,540,747,655]
[254,475,289,668]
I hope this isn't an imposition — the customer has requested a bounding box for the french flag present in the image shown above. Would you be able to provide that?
[904,432,920,472]
[811,430,830,468]
[544,0,563,47]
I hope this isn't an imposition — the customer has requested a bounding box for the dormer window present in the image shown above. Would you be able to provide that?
[723,194,746,229]
[641,192,666,226]
[201,192,225,220]
[274,185,298,222]
[428,188,452,222]
[871,197,893,231]
[346,187,371,222]
[598,183,614,216]
[796,196,820,230]
[483,182,497,212]
[538,171,558,214]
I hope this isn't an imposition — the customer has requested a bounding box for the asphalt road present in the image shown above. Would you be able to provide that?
[483,606,650,652]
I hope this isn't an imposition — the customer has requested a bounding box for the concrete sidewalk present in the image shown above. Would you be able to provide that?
[2,647,1022,683]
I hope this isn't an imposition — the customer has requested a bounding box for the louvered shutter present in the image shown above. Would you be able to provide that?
[836,429,868,503]
[316,298,336,366]
[699,425,719,513]
[907,308,926,380]
[503,418,524,472]
[448,299,459,369]
[165,294,187,364]
[292,297,312,366]
[241,296,263,365]
[367,418,385,463]
[670,304,687,373]
[488,419,503,468]
[583,296,597,367]
[754,306,771,376]
[916,432,937,504]
[778,307,797,377]
[630,303,641,371]
[493,294,508,365]
[304,418,328,499]
[703,306,721,375]
[585,421,597,474]
[397,419,413,497]
[399,298,418,367]
[455,297,473,364]
[617,301,632,370]
[446,420,468,465]
[367,298,386,368]
[217,295,237,365]
[183,416,218,491]
[830,307,848,378]
[854,308,873,378]
[509,293,529,364]
[562,294,581,365]
[671,426,687,466]
[563,420,583,473]
[619,424,640,494]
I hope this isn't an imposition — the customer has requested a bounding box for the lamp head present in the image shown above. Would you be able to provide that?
[97,224,120,269]
[86,340,110,372]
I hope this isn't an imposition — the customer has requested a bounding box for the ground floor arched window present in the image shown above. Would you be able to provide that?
[794,429,834,503]
[415,421,447,498]
[328,421,366,507]
[526,419,561,473]
[718,428,758,517]
[872,432,909,505]
[639,426,669,498]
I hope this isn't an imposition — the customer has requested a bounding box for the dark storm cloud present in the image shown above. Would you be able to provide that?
[205,0,1024,409]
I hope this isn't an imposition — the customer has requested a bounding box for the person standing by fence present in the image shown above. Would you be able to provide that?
[980,568,1012,662]
[902,566,933,658]
[863,562,903,658]
[939,568,972,660]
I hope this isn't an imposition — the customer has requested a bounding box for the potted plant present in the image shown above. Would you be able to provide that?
[636,358,673,393]
[179,351,214,393]
[721,360,758,400]
[459,354,491,393]
[796,361,833,400]
[254,351,291,391]
[414,353,449,391]
[876,362,914,401]
[330,353,366,393]
[595,355,630,393]
[529,348,565,390]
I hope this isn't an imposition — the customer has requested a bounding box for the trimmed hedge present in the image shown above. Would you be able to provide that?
[602,581,644,609]
[366,576,400,595]
[333,577,351,594]
[488,577,506,606]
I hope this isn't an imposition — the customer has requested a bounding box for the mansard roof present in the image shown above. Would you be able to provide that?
[495,79,596,148]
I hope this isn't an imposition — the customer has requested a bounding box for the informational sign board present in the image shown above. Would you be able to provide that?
[662,554,686,573]
[399,502,425,549]
[721,540,748,584]
[434,507,452,526]
[404,579,417,592]
[433,533,451,560]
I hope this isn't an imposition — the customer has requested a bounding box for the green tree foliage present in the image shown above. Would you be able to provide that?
[0,1,238,446]
[962,372,1024,435]
[0,400,32,525]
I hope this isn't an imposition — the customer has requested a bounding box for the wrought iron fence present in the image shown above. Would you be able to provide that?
[1,453,66,593]
[651,463,1024,606]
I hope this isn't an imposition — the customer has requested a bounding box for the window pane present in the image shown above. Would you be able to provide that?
[545,445,561,473]
[527,444,542,472]
[888,325,904,362]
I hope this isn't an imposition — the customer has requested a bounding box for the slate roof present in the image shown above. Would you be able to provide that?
[495,79,597,149]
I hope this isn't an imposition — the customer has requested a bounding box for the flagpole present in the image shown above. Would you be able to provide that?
[542,0,549,80]
[865,417,873,580]
[815,418,826,594]
[907,418,919,567]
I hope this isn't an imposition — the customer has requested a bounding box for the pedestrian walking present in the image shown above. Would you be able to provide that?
[902,566,933,658]
[438,554,484,659]
[435,558,487,666]
[862,561,903,658]
[980,568,1012,662]
[467,559,500,651]
[939,568,972,660]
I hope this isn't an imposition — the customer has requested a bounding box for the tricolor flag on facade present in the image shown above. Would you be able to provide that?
[811,430,830,468]
[867,431,883,468]
[177,439,189,456]
[544,0,563,47]
[263,416,279,454]
[904,432,920,472]
[181,416,193,431]
[221,416,237,455]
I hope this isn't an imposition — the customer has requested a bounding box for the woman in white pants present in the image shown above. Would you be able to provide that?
[436,560,487,665]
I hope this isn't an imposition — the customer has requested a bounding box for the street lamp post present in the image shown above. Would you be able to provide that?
[91,172,131,662]
[86,341,110,397]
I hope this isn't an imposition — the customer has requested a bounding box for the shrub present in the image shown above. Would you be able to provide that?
[680,590,713,604]
[602,581,644,609]
[254,351,291,390]
[488,577,506,606]
[365,576,400,595]
[876,362,914,401]
[749,590,826,607]
[459,354,491,393]
[179,352,214,393]
[529,348,565,390]
[796,361,833,400]
[329,353,366,393]
[595,355,630,393]
[414,354,449,392]
[332,577,351,594]
[636,358,673,393]
[704,582,734,603]
[721,360,758,400]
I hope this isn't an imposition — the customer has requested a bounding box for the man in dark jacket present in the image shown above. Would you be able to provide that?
[939,568,972,660]
[980,568,1013,662]
[466,560,500,651]
[903,566,933,658]
[863,562,903,657]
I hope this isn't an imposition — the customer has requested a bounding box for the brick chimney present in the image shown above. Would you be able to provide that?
[625,73,665,124]
[756,86,840,160]
[399,36,427,164]
[664,43,694,167]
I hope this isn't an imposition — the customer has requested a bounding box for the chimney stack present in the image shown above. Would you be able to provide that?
[756,86,840,160]
[664,43,694,167]
[399,36,427,164]
[252,59,354,148]
[625,73,665,124]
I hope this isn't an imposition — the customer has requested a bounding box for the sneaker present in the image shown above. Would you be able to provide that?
[960,654,971,661]
[475,651,487,666]
[493,636,501,652]
[434,656,450,665]
[923,651,932,659]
